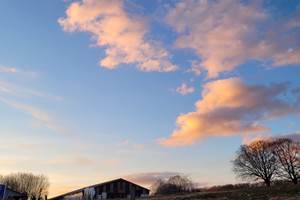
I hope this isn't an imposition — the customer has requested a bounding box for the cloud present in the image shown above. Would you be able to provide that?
[0,65,38,77]
[242,132,271,145]
[159,77,300,147]
[124,172,181,187]
[59,0,177,72]
[166,0,300,78]
[45,155,120,169]
[0,80,62,101]
[0,65,18,73]
[0,97,66,134]
[243,132,300,145]
[188,60,202,76]
[0,65,65,134]
[176,83,195,95]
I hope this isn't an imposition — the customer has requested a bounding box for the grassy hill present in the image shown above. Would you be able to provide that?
[141,184,300,200]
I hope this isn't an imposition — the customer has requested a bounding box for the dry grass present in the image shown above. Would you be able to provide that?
[139,184,300,200]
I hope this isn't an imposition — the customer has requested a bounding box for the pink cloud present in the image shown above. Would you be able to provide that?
[187,61,202,75]
[159,77,300,147]
[59,0,177,72]
[166,0,300,78]
[176,83,195,95]
[242,132,272,145]
[124,172,181,187]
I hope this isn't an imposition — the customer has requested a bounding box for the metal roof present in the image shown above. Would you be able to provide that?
[49,178,149,200]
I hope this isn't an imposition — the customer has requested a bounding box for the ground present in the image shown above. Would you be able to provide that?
[140,184,300,200]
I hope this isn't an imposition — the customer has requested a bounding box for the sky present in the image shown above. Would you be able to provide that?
[0,0,300,197]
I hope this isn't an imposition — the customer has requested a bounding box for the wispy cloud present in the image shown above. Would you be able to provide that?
[0,97,66,134]
[0,65,38,77]
[0,80,62,101]
[166,0,300,78]
[176,83,195,95]
[59,0,178,72]
[0,65,65,134]
[160,77,300,147]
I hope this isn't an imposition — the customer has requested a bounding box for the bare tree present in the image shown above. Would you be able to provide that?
[168,175,194,192]
[152,175,194,195]
[0,172,49,200]
[233,140,279,187]
[272,138,300,184]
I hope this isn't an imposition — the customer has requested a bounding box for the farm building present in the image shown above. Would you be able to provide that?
[49,178,149,200]
[0,185,28,200]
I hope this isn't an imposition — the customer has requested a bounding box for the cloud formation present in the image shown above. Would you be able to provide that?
[166,0,300,77]
[160,77,300,147]
[124,172,181,187]
[176,83,195,95]
[59,0,177,72]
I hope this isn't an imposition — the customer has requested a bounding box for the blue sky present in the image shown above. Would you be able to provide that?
[0,0,300,197]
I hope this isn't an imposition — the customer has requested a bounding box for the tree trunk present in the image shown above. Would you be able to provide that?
[292,178,298,185]
[264,179,271,187]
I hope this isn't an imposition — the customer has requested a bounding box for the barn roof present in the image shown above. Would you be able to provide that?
[49,178,149,200]
[5,187,28,197]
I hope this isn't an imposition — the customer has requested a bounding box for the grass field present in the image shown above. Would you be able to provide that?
[140,184,300,200]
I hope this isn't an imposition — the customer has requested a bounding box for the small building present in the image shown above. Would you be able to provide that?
[49,178,149,200]
[0,185,27,200]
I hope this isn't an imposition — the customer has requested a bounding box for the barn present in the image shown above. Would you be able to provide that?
[0,185,27,200]
[49,178,149,200]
